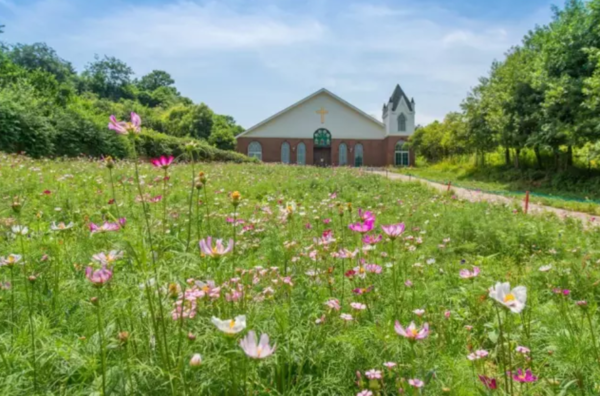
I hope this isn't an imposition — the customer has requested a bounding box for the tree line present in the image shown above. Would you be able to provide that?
[412,0,600,170]
[0,35,247,160]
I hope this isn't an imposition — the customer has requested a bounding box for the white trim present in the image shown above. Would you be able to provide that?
[236,88,384,138]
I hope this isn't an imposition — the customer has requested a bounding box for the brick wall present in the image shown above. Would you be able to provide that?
[237,136,414,167]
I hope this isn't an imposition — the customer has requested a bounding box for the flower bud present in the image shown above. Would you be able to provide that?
[188,332,196,341]
[28,275,37,283]
[105,156,115,169]
[90,296,99,306]
[118,331,129,343]
[231,191,241,207]
[189,353,202,367]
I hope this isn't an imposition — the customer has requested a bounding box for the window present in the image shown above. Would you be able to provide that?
[354,144,364,167]
[248,141,262,160]
[313,129,331,147]
[297,143,306,165]
[281,142,290,164]
[395,141,410,167]
[339,143,348,166]
[398,113,406,132]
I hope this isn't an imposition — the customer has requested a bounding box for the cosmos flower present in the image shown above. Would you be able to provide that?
[362,234,382,245]
[489,282,527,313]
[0,254,22,267]
[516,346,530,355]
[412,309,425,317]
[467,350,489,360]
[408,378,424,388]
[92,251,124,266]
[357,391,373,396]
[211,315,246,334]
[459,266,480,279]
[151,155,174,169]
[11,225,28,236]
[199,237,234,257]
[50,222,74,231]
[511,369,537,383]
[478,375,497,389]
[108,112,141,135]
[85,265,113,286]
[239,330,276,359]
[351,302,367,310]
[340,313,353,321]
[349,219,375,234]
[394,321,429,340]
[383,362,397,369]
[538,265,552,272]
[365,369,382,380]
[325,299,341,311]
[381,223,405,239]
[89,222,121,234]
[358,209,375,222]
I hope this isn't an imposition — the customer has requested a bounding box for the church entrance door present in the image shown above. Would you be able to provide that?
[313,147,331,167]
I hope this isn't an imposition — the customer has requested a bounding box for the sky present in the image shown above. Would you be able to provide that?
[0,0,556,128]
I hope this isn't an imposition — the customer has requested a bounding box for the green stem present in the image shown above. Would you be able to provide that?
[96,295,107,396]
[185,161,196,251]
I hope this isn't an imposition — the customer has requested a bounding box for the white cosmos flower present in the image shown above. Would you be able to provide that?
[11,225,28,236]
[538,265,552,272]
[211,315,246,334]
[489,282,527,313]
[50,222,74,231]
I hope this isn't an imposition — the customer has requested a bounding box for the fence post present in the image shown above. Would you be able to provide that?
[447,181,452,192]
[524,191,530,214]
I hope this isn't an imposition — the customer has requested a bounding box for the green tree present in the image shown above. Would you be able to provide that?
[6,43,75,83]
[80,55,134,101]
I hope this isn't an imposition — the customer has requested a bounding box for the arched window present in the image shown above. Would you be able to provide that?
[281,142,290,164]
[313,128,331,147]
[395,141,410,167]
[354,144,364,167]
[339,143,348,166]
[248,141,262,160]
[398,113,406,132]
[296,142,306,165]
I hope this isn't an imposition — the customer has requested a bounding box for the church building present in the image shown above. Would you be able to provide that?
[235,85,415,167]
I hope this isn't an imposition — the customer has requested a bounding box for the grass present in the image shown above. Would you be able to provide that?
[394,160,600,215]
[1,152,600,395]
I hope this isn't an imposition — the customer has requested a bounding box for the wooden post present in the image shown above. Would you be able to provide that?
[524,191,530,214]
[447,181,452,192]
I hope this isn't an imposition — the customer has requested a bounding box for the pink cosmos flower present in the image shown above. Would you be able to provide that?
[336,248,359,259]
[478,375,497,389]
[404,279,413,287]
[365,264,382,274]
[89,221,121,234]
[325,299,341,311]
[315,315,326,325]
[340,313,353,321]
[85,265,113,286]
[317,229,336,245]
[511,369,537,383]
[350,302,367,310]
[467,350,489,360]
[413,309,425,317]
[151,155,174,169]
[362,234,382,245]
[365,369,382,380]
[383,362,397,369]
[516,346,530,355]
[108,112,141,135]
[199,237,234,257]
[239,331,276,359]
[408,379,424,388]
[444,310,451,319]
[358,209,375,222]
[349,219,375,234]
[381,223,405,239]
[459,266,481,279]
[394,321,429,340]
[357,391,373,396]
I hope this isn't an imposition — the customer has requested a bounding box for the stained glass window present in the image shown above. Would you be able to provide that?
[313,129,331,148]
[248,141,262,160]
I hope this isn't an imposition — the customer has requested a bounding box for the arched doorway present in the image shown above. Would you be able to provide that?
[313,128,331,166]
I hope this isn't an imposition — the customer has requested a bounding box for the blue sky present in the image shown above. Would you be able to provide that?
[0,0,555,128]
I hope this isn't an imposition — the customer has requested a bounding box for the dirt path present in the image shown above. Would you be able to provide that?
[368,169,596,225]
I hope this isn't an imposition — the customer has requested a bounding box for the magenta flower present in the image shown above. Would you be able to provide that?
[108,112,141,135]
[515,346,530,355]
[478,375,497,389]
[239,330,276,359]
[85,265,113,286]
[467,349,489,360]
[349,219,375,234]
[151,155,174,169]
[394,321,429,340]
[358,209,375,222]
[511,369,537,383]
[89,221,121,234]
[381,223,405,239]
[357,391,373,396]
[199,237,233,257]
[459,266,480,279]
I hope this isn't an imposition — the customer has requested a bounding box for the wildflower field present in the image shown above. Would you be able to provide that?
[2,150,600,395]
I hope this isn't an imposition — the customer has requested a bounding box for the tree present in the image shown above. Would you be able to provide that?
[80,55,134,101]
[138,70,175,92]
[7,43,76,83]
[161,103,214,140]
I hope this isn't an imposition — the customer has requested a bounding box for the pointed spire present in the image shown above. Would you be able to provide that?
[388,84,413,112]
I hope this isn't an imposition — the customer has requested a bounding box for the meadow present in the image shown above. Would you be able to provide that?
[1,146,600,395]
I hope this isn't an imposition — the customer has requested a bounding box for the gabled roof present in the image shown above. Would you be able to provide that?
[236,88,384,138]
[389,84,413,112]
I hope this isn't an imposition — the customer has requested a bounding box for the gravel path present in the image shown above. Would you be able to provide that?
[368,169,596,225]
